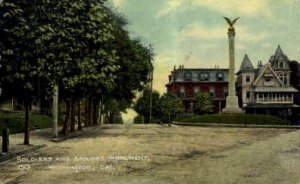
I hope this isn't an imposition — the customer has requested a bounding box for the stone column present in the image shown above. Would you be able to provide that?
[222,18,242,113]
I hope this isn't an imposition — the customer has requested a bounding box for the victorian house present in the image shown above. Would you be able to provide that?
[166,65,229,113]
[236,45,299,116]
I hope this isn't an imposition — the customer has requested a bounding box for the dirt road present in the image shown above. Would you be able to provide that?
[0,125,299,184]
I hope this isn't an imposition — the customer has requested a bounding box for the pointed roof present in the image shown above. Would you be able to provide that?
[269,45,290,69]
[239,54,254,71]
[274,45,284,57]
[253,63,283,86]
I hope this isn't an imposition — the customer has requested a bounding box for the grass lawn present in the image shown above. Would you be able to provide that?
[177,114,290,125]
[0,111,53,135]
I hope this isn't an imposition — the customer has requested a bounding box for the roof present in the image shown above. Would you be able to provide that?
[239,54,254,71]
[253,63,283,86]
[254,86,298,92]
[274,45,284,57]
[269,45,290,69]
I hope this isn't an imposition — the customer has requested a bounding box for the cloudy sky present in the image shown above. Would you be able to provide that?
[108,0,300,92]
[106,0,300,121]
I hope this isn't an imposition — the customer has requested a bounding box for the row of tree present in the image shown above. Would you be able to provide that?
[0,0,153,144]
[133,90,214,124]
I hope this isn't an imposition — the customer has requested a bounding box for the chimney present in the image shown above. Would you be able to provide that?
[257,60,262,68]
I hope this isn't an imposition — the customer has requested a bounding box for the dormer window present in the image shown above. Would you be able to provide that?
[216,73,224,81]
[199,73,209,81]
[184,72,192,81]
[279,61,284,68]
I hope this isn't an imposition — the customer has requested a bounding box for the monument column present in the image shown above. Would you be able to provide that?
[222,17,242,113]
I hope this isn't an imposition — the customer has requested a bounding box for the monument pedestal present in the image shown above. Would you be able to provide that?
[222,96,243,113]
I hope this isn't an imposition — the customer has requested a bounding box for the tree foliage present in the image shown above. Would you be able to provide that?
[194,92,214,115]
[134,90,160,123]
[290,60,300,90]
[0,0,154,141]
[159,92,184,124]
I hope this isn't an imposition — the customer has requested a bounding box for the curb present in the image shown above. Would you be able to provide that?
[173,122,300,129]
[0,145,47,163]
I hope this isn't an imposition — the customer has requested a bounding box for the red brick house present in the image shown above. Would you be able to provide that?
[166,65,229,113]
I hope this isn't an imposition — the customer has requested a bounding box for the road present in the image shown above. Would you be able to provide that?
[0,125,299,184]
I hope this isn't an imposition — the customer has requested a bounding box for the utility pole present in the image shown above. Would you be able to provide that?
[149,68,153,124]
[52,83,58,138]
[148,45,153,124]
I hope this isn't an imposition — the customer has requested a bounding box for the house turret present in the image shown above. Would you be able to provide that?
[236,54,256,107]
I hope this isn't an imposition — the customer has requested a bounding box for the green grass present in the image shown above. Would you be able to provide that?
[177,114,290,125]
[0,111,53,135]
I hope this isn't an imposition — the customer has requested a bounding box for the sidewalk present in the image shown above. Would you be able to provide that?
[173,122,300,129]
[0,144,46,163]
[0,125,104,163]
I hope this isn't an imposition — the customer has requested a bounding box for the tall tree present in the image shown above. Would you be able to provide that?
[0,0,154,139]
[0,0,39,144]
[134,90,160,123]
[290,60,300,105]
[290,60,300,89]
[159,93,184,125]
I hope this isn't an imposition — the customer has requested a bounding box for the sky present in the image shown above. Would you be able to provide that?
[106,0,300,122]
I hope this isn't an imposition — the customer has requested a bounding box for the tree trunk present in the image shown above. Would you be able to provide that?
[84,99,92,127]
[102,112,106,124]
[84,99,88,126]
[106,112,109,124]
[60,99,71,135]
[77,100,82,131]
[92,99,99,125]
[70,99,76,133]
[24,99,30,145]
[97,101,102,125]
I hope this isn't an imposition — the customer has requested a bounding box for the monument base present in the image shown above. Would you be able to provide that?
[222,95,243,113]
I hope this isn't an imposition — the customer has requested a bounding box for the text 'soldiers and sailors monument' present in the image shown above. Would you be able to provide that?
[222,17,243,113]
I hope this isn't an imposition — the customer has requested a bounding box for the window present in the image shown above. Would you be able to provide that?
[278,73,288,85]
[246,91,251,98]
[180,87,185,97]
[199,73,209,81]
[223,87,228,97]
[193,87,200,96]
[258,94,263,101]
[216,73,224,81]
[279,61,284,68]
[209,87,215,98]
[184,72,192,81]
[284,74,287,85]
[246,75,251,83]
[265,77,271,82]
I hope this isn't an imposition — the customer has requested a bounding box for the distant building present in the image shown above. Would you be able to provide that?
[236,45,299,116]
[166,65,229,113]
